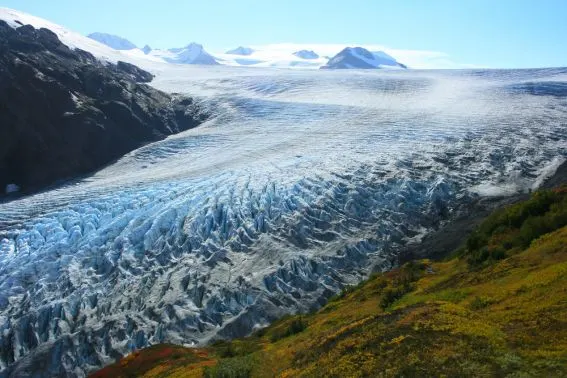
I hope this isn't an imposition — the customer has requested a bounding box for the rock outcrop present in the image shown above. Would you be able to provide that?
[0,21,208,196]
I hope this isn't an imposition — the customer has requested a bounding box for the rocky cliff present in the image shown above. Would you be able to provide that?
[0,21,207,197]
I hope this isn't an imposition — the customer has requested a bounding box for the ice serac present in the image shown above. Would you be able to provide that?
[87,32,137,50]
[225,46,254,56]
[0,20,208,196]
[321,47,406,69]
[293,50,319,59]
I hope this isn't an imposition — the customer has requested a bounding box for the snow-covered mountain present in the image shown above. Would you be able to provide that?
[210,46,407,69]
[226,46,254,55]
[149,43,219,65]
[88,32,137,50]
[0,8,406,70]
[1,7,410,71]
[0,20,207,198]
[0,7,164,68]
[293,50,319,59]
[321,47,407,69]
[214,47,328,68]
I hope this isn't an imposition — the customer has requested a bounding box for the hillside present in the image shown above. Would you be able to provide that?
[0,20,207,197]
[92,185,567,377]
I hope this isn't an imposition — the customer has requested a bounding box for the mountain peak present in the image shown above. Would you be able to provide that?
[226,46,254,55]
[186,42,203,49]
[321,46,406,69]
[87,32,136,50]
[164,42,219,65]
[293,50,319,60]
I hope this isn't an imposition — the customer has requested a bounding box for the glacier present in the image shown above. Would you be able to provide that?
[1,66,567,376]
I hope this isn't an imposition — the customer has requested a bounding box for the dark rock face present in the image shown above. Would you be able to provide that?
[115,61,154,83]
[0,21,208,197]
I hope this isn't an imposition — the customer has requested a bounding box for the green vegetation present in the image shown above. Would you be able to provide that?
[203,354,255,378]
[379,260,425,310]
[210,339,263,359]
[269,317,307,342]
[465,186,567,266]
[91,186,567,378]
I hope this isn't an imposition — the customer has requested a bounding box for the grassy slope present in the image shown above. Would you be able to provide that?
[91,187,567,377]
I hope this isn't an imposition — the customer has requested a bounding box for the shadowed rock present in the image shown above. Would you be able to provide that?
[0,21,208,197]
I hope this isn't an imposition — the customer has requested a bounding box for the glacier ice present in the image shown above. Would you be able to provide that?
[0,66,567,376]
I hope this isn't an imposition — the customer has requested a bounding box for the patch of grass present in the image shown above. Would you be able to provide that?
[269,316,307,342]
[210,339,261,359]
[202,354,255,378]
[380,261,427,310]
[469,296,494,310]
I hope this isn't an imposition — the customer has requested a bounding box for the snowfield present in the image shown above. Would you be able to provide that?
[1,7,567,377]
[0,8,408,71]
[0,8,164,66]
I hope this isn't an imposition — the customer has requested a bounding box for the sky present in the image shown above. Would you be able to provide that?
[1,0,566,69]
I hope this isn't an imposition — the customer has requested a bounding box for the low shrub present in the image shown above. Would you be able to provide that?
[270,317,307,342]
[465,187,567,267]
[203,354,255,378]
[469,296,493,310]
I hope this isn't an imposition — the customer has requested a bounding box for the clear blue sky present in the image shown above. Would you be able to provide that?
[2,0,566,68]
